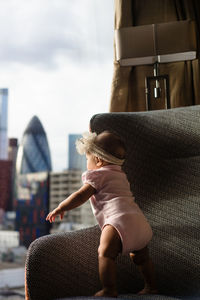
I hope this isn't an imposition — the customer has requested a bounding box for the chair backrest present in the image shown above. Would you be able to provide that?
[90,106,200,297]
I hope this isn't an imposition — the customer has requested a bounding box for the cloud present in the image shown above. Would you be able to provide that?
[3,0,115,171]
[0,0,114,69]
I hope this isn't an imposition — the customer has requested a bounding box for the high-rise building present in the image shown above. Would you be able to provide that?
[16,116,52,174]
[15,172,50,247]
[0,88,8,160]
[0,160,12,211]
[68,134,86,171]
[49,170,96,231]
[8,138,18,162]
[8,138,18,210]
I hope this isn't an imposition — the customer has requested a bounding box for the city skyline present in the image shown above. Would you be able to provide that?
[0,0,115,171]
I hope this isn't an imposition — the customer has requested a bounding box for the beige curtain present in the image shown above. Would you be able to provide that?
[110,0,200,112]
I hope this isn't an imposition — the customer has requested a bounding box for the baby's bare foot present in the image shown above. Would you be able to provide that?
[94,289,118,297]
[138,286,158,295]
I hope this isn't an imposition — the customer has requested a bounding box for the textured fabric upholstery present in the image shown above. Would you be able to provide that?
[26,105,200,300]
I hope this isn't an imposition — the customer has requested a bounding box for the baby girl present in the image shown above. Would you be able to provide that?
[46,130,157,297]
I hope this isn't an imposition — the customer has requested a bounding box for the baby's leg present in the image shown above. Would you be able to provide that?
[130,246,158,295]
[95,225,122,297]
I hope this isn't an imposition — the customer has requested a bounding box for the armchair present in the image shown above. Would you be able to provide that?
[25,105,200,300]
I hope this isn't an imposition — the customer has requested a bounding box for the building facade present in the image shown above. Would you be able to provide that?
[0,160,12,211]
[8,138,18,162]
[49,170,96,231]
[15,172,50,247]
[0,88,8,160]
[8,138,18,210]
[16,116,52,174]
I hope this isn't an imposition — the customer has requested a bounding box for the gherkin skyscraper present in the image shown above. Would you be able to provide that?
[16,116,52,174]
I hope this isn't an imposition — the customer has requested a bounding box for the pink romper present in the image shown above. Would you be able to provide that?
[82,165,153,255]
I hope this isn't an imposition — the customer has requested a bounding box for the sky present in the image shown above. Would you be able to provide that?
[0,0,115,171]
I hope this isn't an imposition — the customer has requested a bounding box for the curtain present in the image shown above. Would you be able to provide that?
[110,0,200,112]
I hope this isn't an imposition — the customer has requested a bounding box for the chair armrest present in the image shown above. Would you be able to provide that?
[26,226,101,300]
[26,225,144,300]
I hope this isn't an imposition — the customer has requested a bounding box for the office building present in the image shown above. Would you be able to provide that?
[15,172,50,247]
[8,138,18,162]
[0,88,8,160]
[68,134,86,171]
[49,170,96,231]
[16,116,52,174]
[0,160,12,211]
[0,230,19,252]
[8,138,18,210]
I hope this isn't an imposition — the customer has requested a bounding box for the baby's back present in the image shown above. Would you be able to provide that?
[91,165,143,219]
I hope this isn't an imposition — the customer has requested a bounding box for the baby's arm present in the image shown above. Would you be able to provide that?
[46,183,96,223]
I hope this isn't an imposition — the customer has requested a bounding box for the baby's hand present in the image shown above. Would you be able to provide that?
[46,207,64,223]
